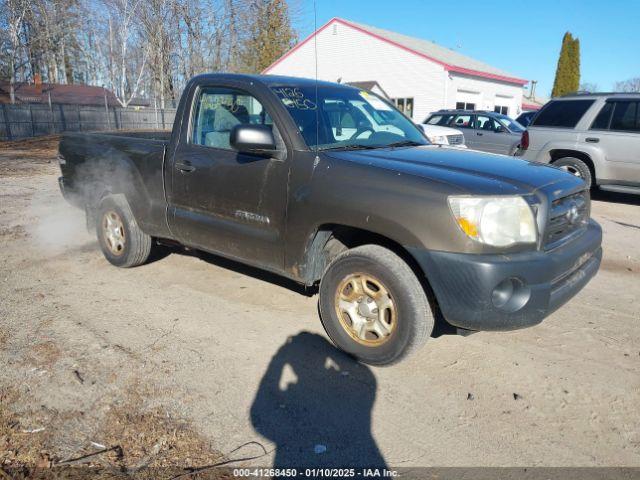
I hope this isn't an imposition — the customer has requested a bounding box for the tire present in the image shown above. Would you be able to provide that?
[552,157,593,189]
[318,245,434,366]
[96,194,153,268]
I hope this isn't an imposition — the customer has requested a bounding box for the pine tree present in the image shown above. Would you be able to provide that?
[551,32,573,97]
[552,32,581,97]
[238,0,297,74]
[568,37,581,93]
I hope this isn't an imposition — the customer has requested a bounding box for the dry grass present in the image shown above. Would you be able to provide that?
[0,135,58,177]
[0,380,228,479]
[0,387,48,470]
[96,384,224,470]
[0,135,60,160]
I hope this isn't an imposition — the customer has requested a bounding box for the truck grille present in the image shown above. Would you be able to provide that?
[447,134,464,146]
[544,190,590,249]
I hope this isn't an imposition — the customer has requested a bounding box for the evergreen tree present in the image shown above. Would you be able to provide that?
[568,37,581,93]
[551,32,572,97]
[238,0,297,74]
[552,32,581,97]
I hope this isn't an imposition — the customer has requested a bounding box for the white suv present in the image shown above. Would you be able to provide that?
[416,123,466,148]
[517,93,640,193]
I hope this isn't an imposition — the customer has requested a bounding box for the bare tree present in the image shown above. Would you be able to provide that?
[615,77,640,93]
[0,0,300,105]
[101,0,149,106]
[579,82,599,93]
[139,0,177,108]
[0,0,30,102]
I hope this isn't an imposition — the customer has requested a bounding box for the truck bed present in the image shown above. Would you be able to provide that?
[96,130,172,142]
[58,130,172,239]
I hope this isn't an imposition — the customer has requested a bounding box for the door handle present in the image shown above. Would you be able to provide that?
[175,162,196,173]
[585,137,600,143]
[477,132,483,136]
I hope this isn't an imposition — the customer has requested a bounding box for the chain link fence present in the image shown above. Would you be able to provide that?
[0,103,177,141]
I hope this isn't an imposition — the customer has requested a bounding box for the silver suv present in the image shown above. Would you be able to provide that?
[518,93,640,193]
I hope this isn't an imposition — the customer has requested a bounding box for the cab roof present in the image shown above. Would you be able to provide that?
[190,73,359,91]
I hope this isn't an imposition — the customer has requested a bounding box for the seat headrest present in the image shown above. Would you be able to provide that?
[213,106,240,132]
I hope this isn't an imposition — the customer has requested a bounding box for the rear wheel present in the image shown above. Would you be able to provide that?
[96,194,153,268]
[552,157,593,189]
[319,245,433,366]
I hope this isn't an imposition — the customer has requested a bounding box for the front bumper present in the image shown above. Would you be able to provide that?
[410,220,602,331]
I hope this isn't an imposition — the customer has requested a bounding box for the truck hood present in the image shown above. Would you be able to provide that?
[325,145,583,196]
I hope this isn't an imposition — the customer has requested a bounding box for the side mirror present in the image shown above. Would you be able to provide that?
[230,124,277,156]
[496,125,507,133]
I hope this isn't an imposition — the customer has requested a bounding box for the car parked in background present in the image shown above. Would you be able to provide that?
[415,122,466,147]
[423,110,525,155]
[517,93,640,193]
[516,110,538,127]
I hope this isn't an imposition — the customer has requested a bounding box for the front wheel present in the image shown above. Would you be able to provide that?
[319,245,434,366]
[96,194,153,268]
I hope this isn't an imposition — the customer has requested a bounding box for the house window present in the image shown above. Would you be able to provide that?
[455,102,476,110]
[494,105,509,115]
[392,97,414,118]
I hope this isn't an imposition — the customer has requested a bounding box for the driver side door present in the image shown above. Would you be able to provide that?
[168,85,289,271]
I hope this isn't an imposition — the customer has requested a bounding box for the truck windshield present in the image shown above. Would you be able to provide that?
[270,85,428,150]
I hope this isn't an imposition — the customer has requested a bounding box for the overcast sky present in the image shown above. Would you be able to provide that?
[294,0,639,97]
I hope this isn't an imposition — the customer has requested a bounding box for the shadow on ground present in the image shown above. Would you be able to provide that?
[592,189,640,206]
[250,331,387,469]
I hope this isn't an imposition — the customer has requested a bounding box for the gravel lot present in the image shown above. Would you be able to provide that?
[1,137,639,472]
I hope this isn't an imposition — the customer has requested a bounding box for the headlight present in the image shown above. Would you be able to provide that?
[427,135,448,145]
[448,195,537,247]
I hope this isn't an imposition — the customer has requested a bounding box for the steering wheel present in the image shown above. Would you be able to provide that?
[349,127,374,140]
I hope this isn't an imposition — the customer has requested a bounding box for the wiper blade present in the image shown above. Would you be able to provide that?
[386,140,425,148]
[320,144,380,151]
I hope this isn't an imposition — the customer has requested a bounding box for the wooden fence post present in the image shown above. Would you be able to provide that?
[2,104,11,140]
[59,104,67,131]
[29,104,35,137]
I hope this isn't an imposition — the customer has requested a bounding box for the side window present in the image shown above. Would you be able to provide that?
[426,114,453,126]
[531,100,595,128]
[451,114,473,129]
[191,87,272,149]
[610,101,640,132]
[476,115,498,131]
[590,102,614,130]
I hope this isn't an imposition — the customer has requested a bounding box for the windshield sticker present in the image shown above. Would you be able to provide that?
[359,91,392,111]
[272,87,317,110]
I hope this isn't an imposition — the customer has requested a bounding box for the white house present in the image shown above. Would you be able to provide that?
[263,18,528,121]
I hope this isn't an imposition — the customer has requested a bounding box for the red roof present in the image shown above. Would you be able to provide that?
[522,102,542,111]
[0,83,149,107]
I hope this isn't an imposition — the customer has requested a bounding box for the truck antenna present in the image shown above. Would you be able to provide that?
[313,0,319,155]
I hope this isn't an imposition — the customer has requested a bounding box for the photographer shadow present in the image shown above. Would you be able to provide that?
[250,331,387,470]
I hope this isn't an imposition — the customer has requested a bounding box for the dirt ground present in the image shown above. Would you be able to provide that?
[0,136,639,475]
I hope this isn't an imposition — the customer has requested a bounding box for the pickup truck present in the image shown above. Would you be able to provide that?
[58,74,602,365]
